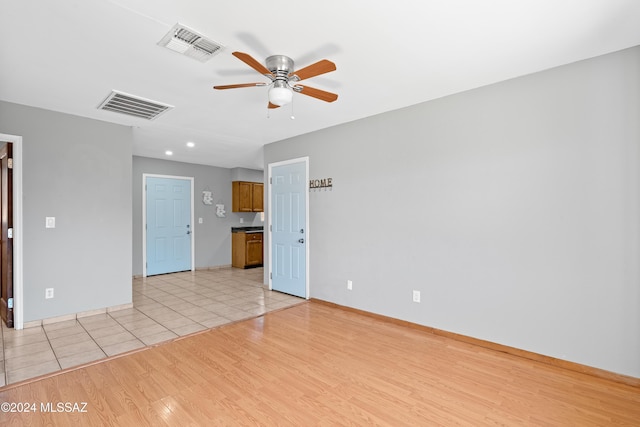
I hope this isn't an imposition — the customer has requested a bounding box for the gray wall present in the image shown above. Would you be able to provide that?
[264,46,640,378]
[0,101,133,322]
[132,156,263,276]
[231,167,264,183]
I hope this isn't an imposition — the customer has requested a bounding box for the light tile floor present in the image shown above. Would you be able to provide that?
[0,267,303,387]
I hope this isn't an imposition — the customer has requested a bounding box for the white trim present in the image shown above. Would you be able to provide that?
[267,157,310,299]
[0,133,23,329]
[142,173,195,277]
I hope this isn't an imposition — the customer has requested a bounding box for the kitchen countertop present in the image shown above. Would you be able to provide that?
[231,226,264,233]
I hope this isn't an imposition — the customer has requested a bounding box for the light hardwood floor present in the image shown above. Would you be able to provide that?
[0,301,638,425]
[0,268,302,386]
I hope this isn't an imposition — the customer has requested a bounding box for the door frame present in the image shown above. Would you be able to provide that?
[0,133,23,329]
[267,157,310,298]
[142,173,195,277]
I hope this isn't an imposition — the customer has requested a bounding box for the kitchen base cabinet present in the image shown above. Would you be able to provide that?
[232,231,263,268]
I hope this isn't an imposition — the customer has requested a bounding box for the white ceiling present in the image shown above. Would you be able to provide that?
[2,1,640,169]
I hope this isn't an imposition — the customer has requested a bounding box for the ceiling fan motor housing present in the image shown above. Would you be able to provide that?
[266,55,294,75]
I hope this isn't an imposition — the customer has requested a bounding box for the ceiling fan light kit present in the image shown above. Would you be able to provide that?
[266,55,295,107]
[269,81,293,107]
[214,51,338,112]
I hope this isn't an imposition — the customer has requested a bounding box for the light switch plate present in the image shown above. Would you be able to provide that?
[45,217,56,228]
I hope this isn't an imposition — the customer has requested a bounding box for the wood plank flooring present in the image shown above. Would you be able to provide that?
[0,301,638,426]
[0,267,302,386]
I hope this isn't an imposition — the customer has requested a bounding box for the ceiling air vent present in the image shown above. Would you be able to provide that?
[98,90,173,120]
[158,23,223,62]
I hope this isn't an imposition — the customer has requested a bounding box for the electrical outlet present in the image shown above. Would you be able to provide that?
[45,288,54,299]
[347,280,353,290]
[412,290,421,303]
[45,217,56,228]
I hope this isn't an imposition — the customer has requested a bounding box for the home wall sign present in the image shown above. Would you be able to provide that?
[309,178,333,191]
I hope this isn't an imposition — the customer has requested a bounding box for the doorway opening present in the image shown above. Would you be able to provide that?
[0,133,23,329]
[0,142,13,327]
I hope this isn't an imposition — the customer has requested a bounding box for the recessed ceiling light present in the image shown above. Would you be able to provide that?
[186,142,195,148]
[165,150,173,156]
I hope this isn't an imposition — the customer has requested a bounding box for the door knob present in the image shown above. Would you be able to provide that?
[298,238,304,244]
[300,228,304,234]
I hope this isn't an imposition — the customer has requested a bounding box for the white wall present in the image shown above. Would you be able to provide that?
[264,46,640,378]
[0,101,133,322]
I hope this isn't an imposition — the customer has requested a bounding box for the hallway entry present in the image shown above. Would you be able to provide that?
[0,142,13,327]
[144,175,194,276]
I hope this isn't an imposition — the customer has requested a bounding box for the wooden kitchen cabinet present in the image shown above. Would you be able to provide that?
[251,183,263,212]
[232,231,263,268]
[232,181,264,212]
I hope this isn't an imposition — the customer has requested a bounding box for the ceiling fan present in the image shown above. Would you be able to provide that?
[213,51,338,109]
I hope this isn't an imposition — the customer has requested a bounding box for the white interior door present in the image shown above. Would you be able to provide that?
[270,159,308,298]
[145,175,193,276]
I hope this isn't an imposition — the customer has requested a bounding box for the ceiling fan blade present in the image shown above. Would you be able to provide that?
[268,102,280,109]
[294,85,338,103]
[213,83,267,90]
[232,51,274,78]
[290,59,336,81]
